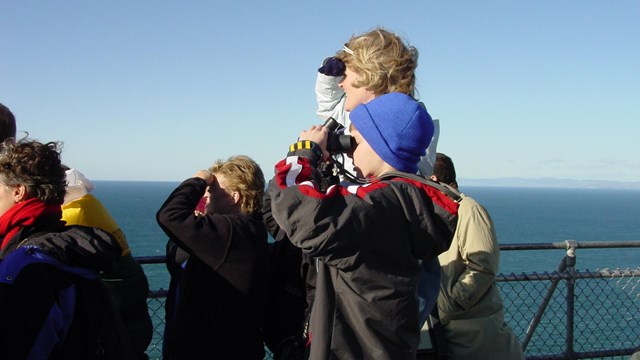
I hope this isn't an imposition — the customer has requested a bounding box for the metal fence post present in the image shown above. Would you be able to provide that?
[564,240,577,360]
[521,257,567,351]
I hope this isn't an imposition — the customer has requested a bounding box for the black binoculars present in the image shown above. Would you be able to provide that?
[323,117,355,154]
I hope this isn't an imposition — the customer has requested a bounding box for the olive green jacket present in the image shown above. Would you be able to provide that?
[437,194,524,359]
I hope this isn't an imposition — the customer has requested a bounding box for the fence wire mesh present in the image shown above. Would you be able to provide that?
[142,261,640,360]
[496,268,640,360]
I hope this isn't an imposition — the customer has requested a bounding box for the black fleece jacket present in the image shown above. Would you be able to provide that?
[157,177,269,360]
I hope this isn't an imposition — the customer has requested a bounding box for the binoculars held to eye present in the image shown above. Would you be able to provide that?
[323,118,355,154]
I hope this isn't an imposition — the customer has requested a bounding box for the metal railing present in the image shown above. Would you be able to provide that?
[497,241,640,360]
[138,241,640,360]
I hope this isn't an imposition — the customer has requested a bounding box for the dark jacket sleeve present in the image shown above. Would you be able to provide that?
[267,158,370,267]
[156,177,268,294]
[156,177,230,268]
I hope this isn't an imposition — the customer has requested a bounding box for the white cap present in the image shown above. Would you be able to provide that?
[64,168,95,204]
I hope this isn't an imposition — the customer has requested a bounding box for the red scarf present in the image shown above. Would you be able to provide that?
[0,197,62,250]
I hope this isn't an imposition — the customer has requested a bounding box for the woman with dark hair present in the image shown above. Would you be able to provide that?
[0,138,132,360]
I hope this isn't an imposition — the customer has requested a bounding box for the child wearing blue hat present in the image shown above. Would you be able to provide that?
[268,92,459,360]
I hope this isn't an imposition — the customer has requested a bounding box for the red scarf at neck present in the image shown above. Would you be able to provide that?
[0,197,62,250]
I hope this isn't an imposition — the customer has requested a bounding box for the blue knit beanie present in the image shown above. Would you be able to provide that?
[350,92,434,174]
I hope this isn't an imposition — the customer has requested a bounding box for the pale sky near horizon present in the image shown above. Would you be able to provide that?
[2,1,639,182]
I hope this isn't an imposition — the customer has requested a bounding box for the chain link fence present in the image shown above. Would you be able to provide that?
[140,241,640,360]
[498,269,640,359]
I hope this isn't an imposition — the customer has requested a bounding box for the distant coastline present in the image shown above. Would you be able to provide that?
[93,178,640,190]
[460,178,640,190]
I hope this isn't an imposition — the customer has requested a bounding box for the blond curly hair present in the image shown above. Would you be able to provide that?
[208,155,265,214]
[337,27,418,97]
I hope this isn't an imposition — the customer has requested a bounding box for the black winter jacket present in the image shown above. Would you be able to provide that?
[269,153,459,360]
[0,215,130,360]
[157,178,269,360]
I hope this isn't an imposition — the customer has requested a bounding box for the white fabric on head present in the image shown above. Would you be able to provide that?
[64,168,95,204]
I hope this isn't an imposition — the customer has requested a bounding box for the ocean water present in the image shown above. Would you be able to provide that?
[464,186,640,274]
[93,181,178,290]
[92,181,640,289]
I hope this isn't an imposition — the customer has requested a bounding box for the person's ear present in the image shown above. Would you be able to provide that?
[430,175,438,182]
[13,184,27,203]
[231,191,240,204]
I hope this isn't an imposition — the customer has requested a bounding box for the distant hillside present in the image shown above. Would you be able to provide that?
[458,178,640,190]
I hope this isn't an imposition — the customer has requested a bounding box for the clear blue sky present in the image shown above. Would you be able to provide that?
[2,1,639,182]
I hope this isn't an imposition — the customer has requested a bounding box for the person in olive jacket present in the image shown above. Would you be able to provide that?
[432,153,524,360]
